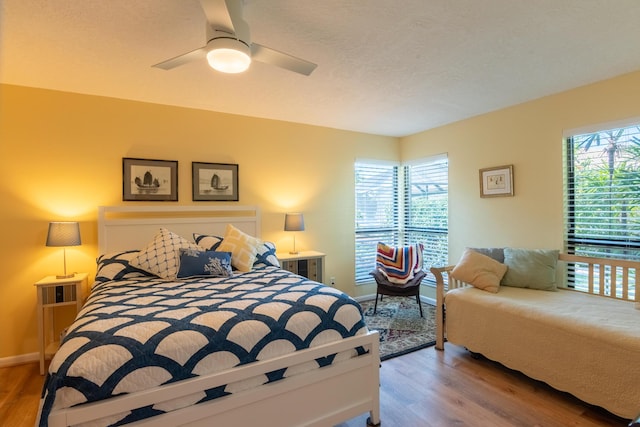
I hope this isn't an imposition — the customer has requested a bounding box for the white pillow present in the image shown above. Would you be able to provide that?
[129,228,200,279]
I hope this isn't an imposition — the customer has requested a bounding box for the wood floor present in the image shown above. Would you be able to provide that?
[1,344,630,427]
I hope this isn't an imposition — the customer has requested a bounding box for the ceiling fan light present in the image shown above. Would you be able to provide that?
[206,38,251,73]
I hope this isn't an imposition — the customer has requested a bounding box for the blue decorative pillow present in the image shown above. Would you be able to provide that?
[194,233,223,251]
[253,242,280,268]
[95,250,156,283]
[176,248,233,278]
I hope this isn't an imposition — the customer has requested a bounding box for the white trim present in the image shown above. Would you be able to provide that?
[563,116,640,137]
[0,352,38,368]
[354,157,400,166]
[402,152,448,166]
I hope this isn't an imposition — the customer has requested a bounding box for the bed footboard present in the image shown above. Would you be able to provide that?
[46,332,381,427]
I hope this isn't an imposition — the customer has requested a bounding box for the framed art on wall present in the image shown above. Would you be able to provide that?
[479,164,514,198]
[123,157,178,201]
[192,162,239,201]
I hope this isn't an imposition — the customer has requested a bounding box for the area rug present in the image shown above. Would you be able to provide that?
[359,297,437,361]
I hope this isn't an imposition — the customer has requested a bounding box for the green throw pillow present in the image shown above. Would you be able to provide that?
[501,248,559,291]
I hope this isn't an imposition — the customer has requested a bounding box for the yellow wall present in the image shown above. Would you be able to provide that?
[0,84,398,359]
[1,69,639,360]
[400,70,640,262]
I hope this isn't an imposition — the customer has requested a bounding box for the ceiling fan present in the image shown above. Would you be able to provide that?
[153,0,317,75]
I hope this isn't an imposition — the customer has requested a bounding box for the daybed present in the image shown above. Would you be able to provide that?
[431,249,640,419]
[36,206,381,427]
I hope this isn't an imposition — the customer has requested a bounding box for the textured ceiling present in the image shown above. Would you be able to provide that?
[2,0,640,137]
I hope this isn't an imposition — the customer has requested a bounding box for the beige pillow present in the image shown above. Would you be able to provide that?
[217,224,261,272]
[451,248,508,293]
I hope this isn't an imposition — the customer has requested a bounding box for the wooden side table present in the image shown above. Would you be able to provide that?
[277,251,326,283]
[34,273,88,375]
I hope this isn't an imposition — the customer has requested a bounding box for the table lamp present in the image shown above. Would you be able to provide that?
[284,213,305,254]
[46,221,81,279]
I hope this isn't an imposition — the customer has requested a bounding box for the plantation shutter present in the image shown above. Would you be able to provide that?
[403,155,449,272]
[564,123,640,261]
[355,161,399,282]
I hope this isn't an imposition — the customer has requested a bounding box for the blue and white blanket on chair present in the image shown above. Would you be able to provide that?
[37,266,367,426]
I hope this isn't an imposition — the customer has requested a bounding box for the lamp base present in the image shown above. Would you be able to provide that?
[289,251,299,255]
[56,273,75,279]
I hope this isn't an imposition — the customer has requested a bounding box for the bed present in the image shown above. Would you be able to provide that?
[431,250,640,419]
[36,206,381,427]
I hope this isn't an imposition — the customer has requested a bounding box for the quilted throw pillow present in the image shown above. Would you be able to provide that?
[176,249,233,278]
[217,224,261,272]
[129,228,201,279]
[253,241,281,268]
[375,242,424,285]
[95,250,155,284]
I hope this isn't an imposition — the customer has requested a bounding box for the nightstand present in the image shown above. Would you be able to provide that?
[277,251,325,283]
[34,273,88,375]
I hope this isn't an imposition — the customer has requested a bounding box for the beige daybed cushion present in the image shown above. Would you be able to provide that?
[445,286,640,419]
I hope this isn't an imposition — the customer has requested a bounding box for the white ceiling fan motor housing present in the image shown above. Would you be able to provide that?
[206,37,251,73]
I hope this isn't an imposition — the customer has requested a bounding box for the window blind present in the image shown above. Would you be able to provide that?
[403,156,449,274]
[565,124,640,260]
[354,161,399,282]
[564,123,640,297]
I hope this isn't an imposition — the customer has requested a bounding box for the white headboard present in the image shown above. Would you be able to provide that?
[98,206,261,254]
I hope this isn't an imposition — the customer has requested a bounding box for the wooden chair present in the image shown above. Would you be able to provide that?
[370,269,426,317]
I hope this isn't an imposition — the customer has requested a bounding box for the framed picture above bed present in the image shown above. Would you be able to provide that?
[192,162,239,201]
[479,164,514,198]
[123,157,178,201]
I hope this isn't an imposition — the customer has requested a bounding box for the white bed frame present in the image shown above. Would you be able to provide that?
[46,206,381,427]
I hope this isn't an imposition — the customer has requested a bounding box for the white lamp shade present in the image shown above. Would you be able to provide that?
[46,222,81,247]
[284,213,305,232]
[206,38,251,73]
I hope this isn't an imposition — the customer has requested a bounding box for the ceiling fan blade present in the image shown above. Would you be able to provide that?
[152,46,208,70]
[199,0,235,34]
[251,43,317,76]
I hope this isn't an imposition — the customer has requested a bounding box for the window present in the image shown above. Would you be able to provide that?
[355,156,449,284]
[355,161,399,282]
[564,122,640,297]
[403,156,449,275]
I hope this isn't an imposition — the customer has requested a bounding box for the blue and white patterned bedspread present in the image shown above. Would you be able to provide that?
[38,266,367,426]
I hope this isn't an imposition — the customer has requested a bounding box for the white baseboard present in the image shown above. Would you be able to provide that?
[0,352,38,368]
